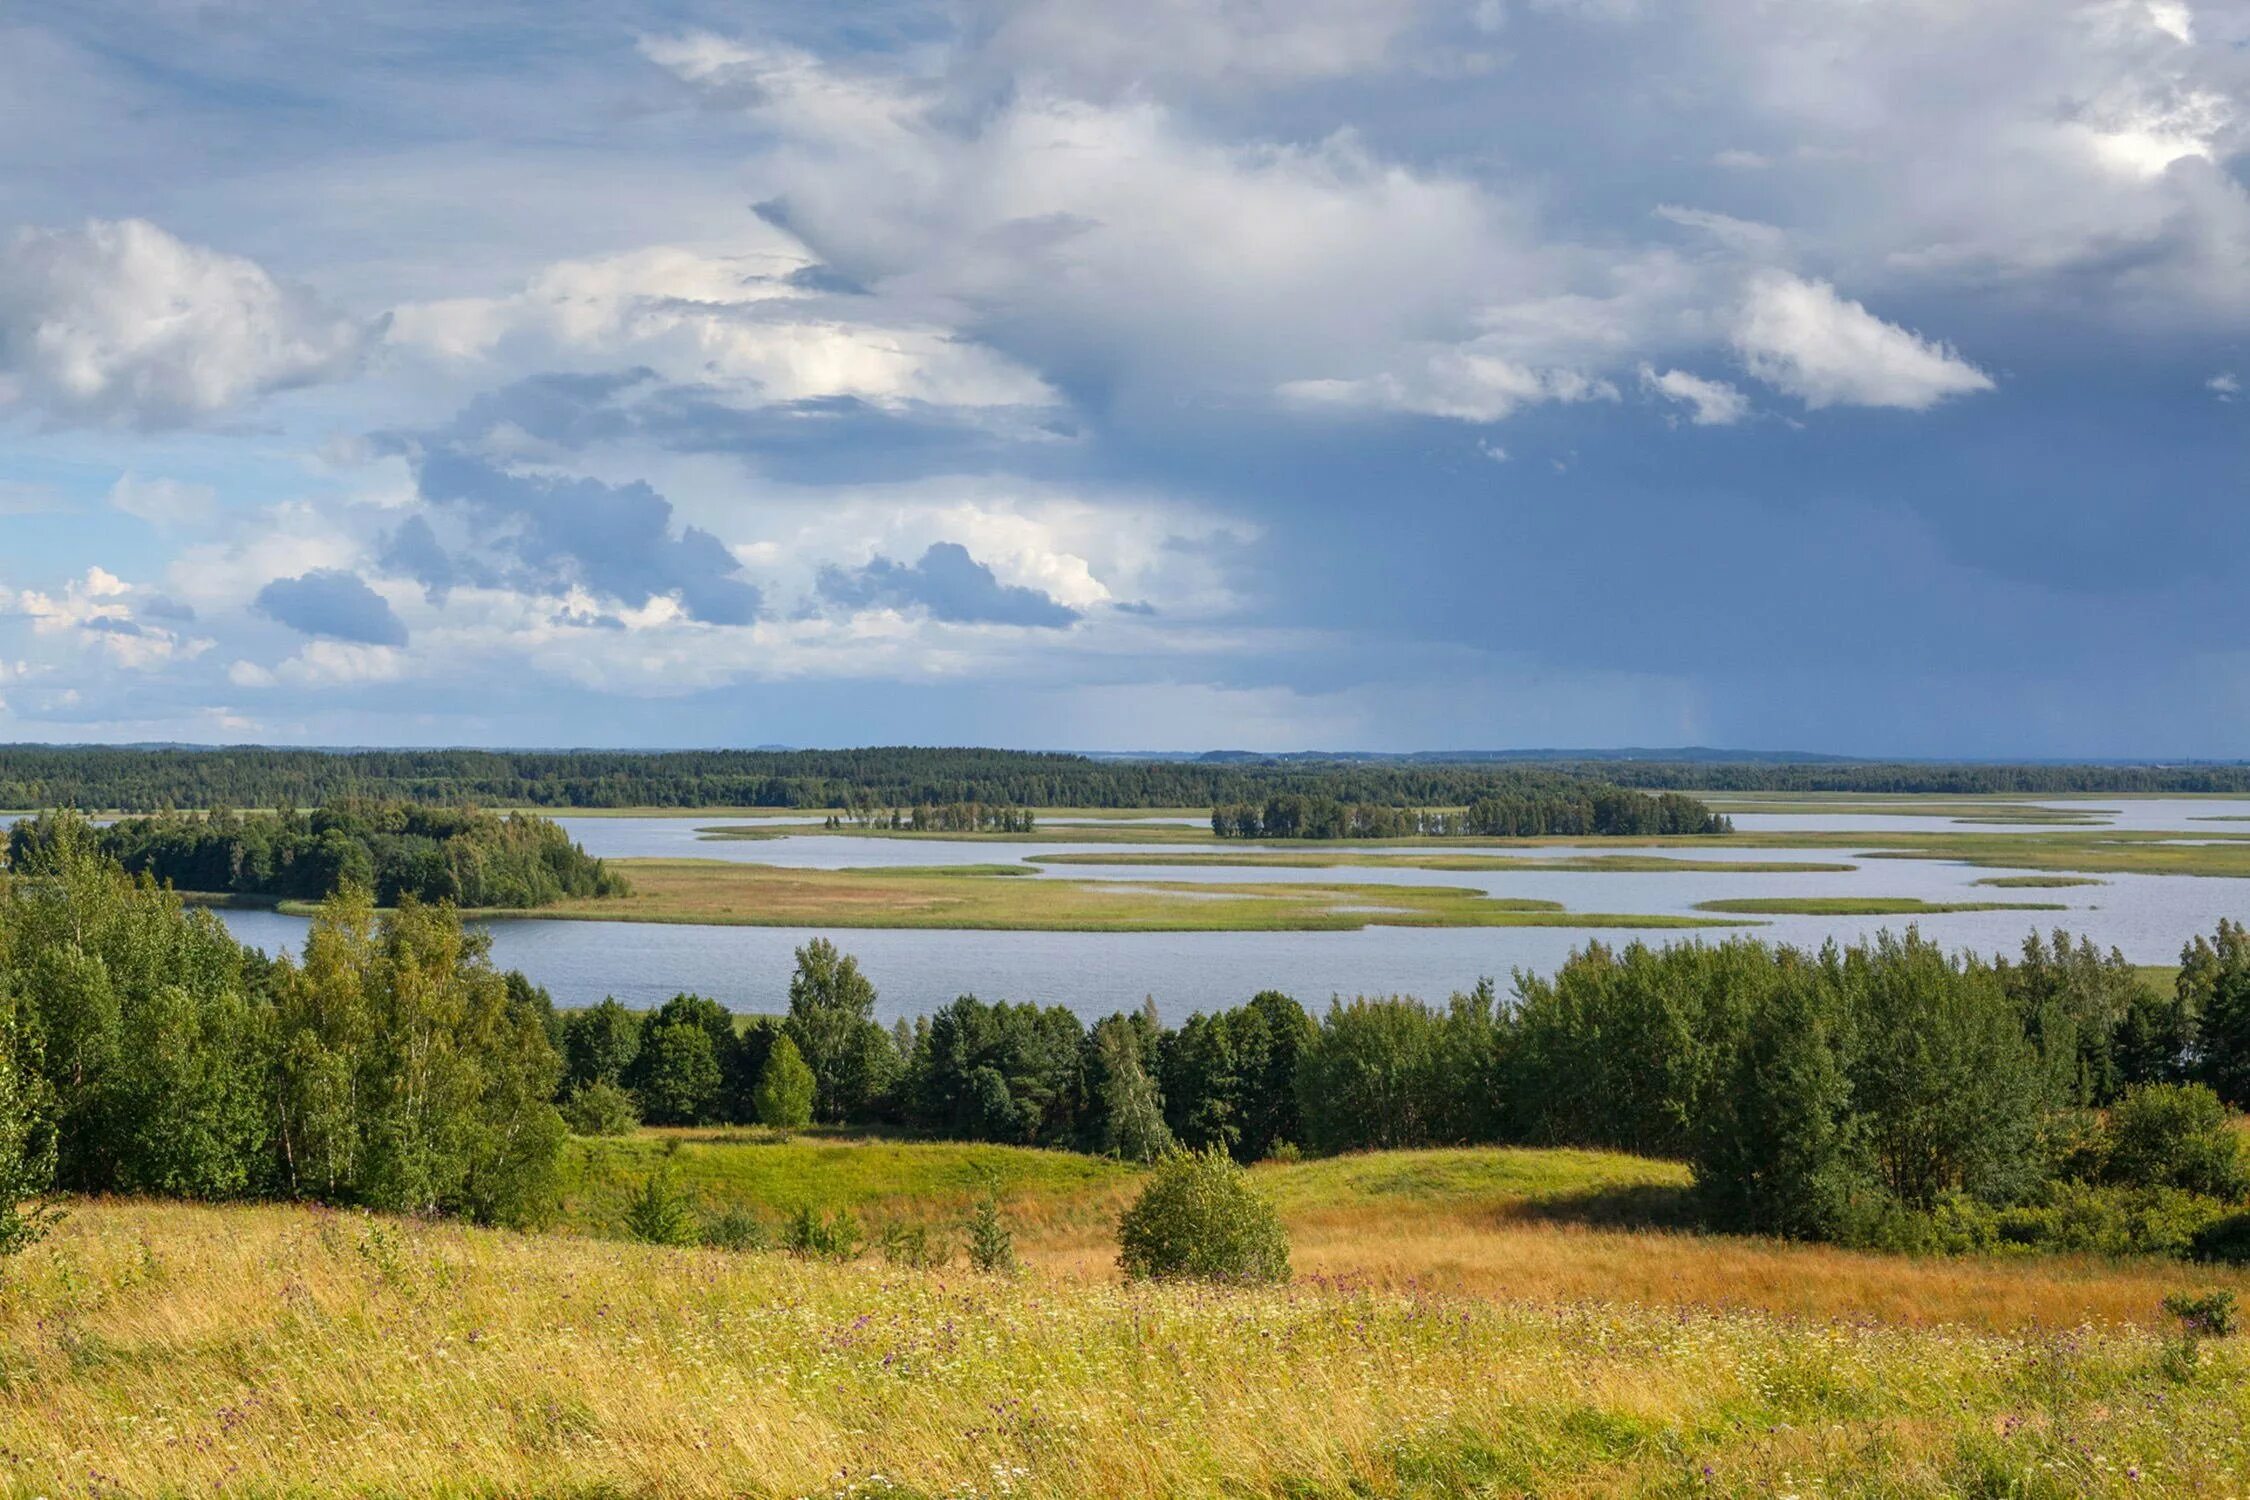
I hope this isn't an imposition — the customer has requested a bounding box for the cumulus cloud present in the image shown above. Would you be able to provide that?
[1640,365,1751,426]
[410,449,762,625]
[1733,273,1994,411]
[0,219,373,427]
[2210,371,2240,401]
[255,569,409,647]
[388,241,1055,414]
[819,541,1081,627]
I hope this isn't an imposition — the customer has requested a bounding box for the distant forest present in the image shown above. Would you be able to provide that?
[5,803,623,909]
[1,745,2244,814]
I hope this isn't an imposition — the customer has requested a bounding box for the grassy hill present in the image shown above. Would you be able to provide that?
[11,1139,2250,1495]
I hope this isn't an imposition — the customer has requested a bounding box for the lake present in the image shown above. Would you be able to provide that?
[205,805,2250,1023]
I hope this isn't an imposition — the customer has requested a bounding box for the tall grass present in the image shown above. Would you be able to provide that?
[10,1198,2250,1496]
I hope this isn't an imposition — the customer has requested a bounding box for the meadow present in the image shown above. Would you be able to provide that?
[14,1137,2250,1497]
[490,858,1736,932]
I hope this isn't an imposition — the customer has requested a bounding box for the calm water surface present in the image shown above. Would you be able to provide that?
[207,808,2250,1022]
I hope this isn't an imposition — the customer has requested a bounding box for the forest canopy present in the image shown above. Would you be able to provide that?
[4,803,623,909]
[1,745,2243,816]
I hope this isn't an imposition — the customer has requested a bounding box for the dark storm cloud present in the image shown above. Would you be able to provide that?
[412,449,761,625]
[254,569,409,646]
[819,542,1079,628]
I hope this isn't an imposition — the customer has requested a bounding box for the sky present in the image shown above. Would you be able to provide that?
[0,0,2245,755]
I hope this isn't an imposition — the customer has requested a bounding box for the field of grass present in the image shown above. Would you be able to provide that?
[1976,874,2107,889]
[499,858,1739,933]
[1033,851,1861,874]
[694,812,2250,880]
[1692,896,2071,917]
[17,1138,2250,1496]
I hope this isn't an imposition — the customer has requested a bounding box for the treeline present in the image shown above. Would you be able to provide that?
[5,804,624,909]
[1584,761,2250,795]
[0,823,567,1233]
[823,800,1035,833]
[9,829,2250,1268]
[582,926,2250,1261]
[1211,790,1727,839]
[0,745,1723,816]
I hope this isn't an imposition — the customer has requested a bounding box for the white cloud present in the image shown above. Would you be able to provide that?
[0,219,373,427]
[1734,273,1994,411]
[389,240,1056,411]
[1640,364,1751,425]
[109,473,218,527]
[1282,351,1616,423]
[2211,371,2241,400]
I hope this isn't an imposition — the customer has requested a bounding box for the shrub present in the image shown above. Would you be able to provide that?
[1991,1182,2228,1259]
[877,1219,948,1269]
[560,1080,640,1138]
[2165,1289,2239,1337]
[784,1205,863,1261]
[621,1170,699,1247]
[966,1170,1018,1275]
[698,1203,770,1252]
[1117,1147,1290,1284]
[2100,1083,2247,1199]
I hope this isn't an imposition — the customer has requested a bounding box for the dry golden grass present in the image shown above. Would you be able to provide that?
[11,1196,2250,1498]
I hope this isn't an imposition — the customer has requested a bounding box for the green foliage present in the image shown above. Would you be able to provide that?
[561,999,642,1091]
[1215,787,1728,840]
[560,1080,640,1137]
[1116,1147,1290,1285]
[0,825,567,1228]
[2098,1083,2246,1198]
[2164,1289,2238,1337]
[906,993,1082,1144]
[1295,995,1493,1154]
[784,940,895,1123]
[751,1034,815,1129]
[0,997,55,1264]
[2191,1212,2250,1265]
[628,1015,724,1126]
[621,1169,699,1247]
[2183,920,2250,1107]
[1085,1016,1172,1162]
[784,1204,864,1261]
[11,801,625,910]
[965,1169,1018,1275]
[1158,990,1314,1161]
[876,1218,948,1269]
[697,1202,770,1252]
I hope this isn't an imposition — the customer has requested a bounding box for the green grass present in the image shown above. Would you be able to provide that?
[512,858,1743,932]
[1033,851,1859,873]
[1692,896,2071,917]
[560,1129,1140,1238]
[1974,874,2107,888]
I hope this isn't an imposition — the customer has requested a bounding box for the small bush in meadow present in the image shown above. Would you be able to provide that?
[965,1172,1018,1275]
[1117,1147,1290,1284]
[785,1204,863,1261]
[877,1219,948,1269]
[698,1203,770,1252]
[621,1170,699,1247]
[2165,1288,2239,1337]
[560,1080,640,1138]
